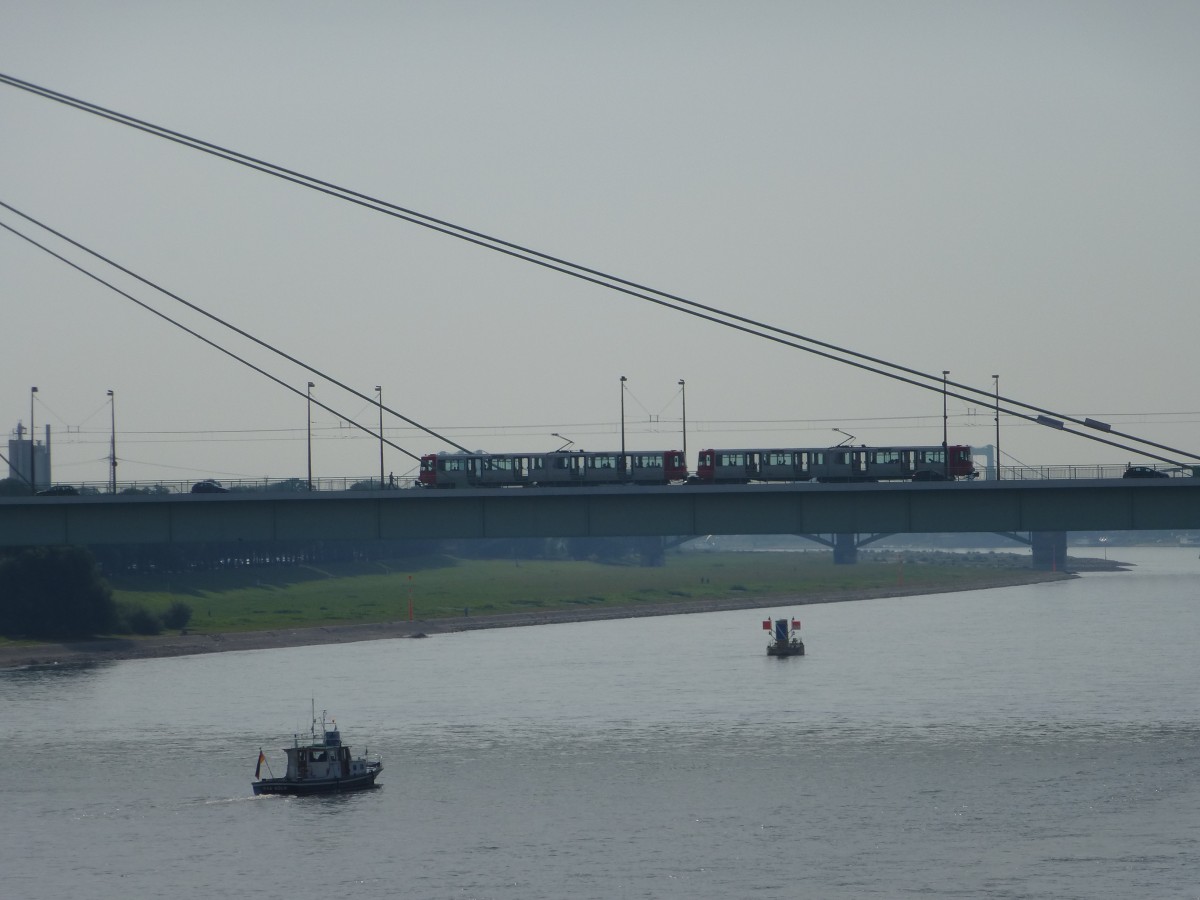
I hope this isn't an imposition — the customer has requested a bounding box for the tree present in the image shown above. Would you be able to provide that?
[0,546,119,638]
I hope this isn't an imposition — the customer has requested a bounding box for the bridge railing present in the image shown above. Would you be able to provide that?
[27,465,1193,496]
[39,475,423,496]
[998,464,1131,481]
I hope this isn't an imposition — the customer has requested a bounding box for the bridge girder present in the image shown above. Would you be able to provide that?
[0,479,1196,547]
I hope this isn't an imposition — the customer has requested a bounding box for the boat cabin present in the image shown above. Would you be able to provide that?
[282,726,374,781]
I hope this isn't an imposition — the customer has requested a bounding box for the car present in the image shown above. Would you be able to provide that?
[1122,466,1169,479]
[190,480,229,493]
[36,484,78,496]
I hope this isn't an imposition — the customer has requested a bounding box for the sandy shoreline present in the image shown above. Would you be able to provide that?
[0,570,1073,669]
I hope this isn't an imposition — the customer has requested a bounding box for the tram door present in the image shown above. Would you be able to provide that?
[852,450,869,479]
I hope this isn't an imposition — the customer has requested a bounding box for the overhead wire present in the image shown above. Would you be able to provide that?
[0,215,428,462]
[0,198,471,458]
[1,71,1196,464]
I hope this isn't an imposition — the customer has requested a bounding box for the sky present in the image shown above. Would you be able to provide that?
[2,1,1198,487]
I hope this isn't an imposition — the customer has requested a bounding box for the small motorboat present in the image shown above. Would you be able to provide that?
[252,707,382,796]
[763,616,805,657]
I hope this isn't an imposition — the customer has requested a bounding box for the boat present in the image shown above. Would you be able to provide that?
[763,616,805,657]
[252,707,383,795]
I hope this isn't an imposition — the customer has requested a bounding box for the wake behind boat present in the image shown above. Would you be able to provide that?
[252,707,382,796]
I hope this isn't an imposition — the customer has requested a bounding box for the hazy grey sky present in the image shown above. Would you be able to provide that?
[3,1,1198,485]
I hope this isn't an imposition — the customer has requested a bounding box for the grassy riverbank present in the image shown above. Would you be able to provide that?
[103,549,1061,636]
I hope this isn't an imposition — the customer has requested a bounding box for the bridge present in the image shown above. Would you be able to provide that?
[3,76,1198,552]
[3,478,1196,552]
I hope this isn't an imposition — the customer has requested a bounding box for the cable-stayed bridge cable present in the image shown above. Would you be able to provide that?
[1,71,1195,463]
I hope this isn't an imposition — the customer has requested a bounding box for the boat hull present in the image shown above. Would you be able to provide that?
[767,641,805,657]
[253,767,382,796]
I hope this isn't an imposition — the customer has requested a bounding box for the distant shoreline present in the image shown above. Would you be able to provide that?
[0,568,1076,669]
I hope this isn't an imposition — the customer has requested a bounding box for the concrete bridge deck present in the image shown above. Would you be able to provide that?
[1,478,1197,547]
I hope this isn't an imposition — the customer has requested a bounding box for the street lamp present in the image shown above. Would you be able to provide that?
[942,370,950,478]
[993,374,1001,481]
[306,382,315,491]
[108,390,117,493]
[619,376,628,470]
[29,386,37,493]
[678,379,687,466]
[376,385,384,489]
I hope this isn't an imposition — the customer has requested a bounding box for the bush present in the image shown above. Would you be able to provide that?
[117,603,163,635]
[162,601,193,631]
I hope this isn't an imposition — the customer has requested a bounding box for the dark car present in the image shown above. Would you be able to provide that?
[190,480,229,493]
[36,484,79,496]
[1122,466,1169,479]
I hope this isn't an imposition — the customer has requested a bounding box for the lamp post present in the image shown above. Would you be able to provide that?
[993,374,1001,481]
[619,376,628,471]
[678,379,687,466]
[941,370,949,478]
[29,386,37,492]
[306,382,315,491]
[376,385,384,489]
[108,389,117,493]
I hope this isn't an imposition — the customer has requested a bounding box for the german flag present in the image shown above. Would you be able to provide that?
[255,750,266,778]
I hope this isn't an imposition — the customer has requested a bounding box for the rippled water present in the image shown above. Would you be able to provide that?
[3,547,1199,899]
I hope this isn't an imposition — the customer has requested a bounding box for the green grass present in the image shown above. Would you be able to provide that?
[100,550,1040,636]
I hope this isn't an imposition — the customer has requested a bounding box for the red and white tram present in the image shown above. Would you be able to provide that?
[694,445,975,483]
[418,450,688,488]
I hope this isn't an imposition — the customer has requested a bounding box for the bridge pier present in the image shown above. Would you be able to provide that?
[832,532,858,565]
[1031,531,1067,571]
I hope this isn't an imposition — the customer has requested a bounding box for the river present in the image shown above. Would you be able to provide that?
[3,547,1198,899]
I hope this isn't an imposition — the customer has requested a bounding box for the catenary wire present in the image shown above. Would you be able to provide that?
[0,217,425,462]
[1,72,1196,463]
[0,199,469,457]
[3,203,1184,467]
